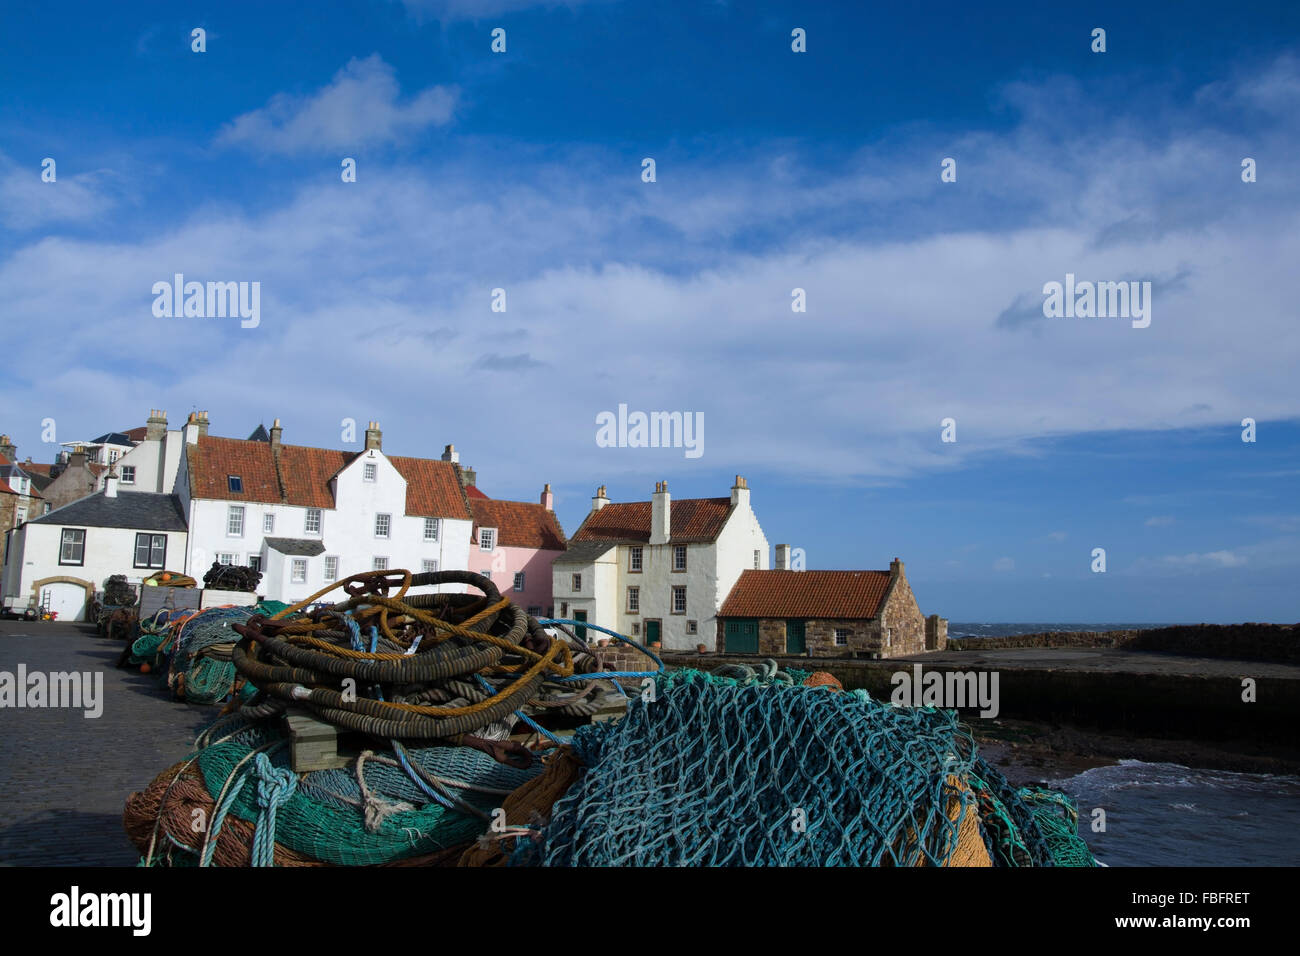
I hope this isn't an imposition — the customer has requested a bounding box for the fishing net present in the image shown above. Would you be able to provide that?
[166,603,289,703]
[512,671,1094,867]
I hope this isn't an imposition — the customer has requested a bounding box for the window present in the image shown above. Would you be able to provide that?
[263,513,275,534]
[629,546,643,572]
[18,477,28,494]
[216,552,236,566]
[324,556,338,580]
[15,506,26,525]
[481,568,492,580]
[228,475,243,493]
[363,462,377,482]
[422,559,439,574]
[305,508,321,535]
[424,517,439,541]
[834,629,850,646]
[527,605,542,617]
[513,572,525,592]
[227,505,244,536]
[375,513,391,538]
[754,550,761,569]
[109,449,120,464]
[886,627,893,647]
[632,622,641,637]
[373,557,388,571]
[673,546,687,571]
[59,529,86,565]
[134,533,167,569]
[120,466,136,485]
[571,573,582,592]
[291,559,307,583]
[672,586,687,614]
[627,586,640,613]
[560,602,568,617]
[479,528,496,551]
[687,620,698,635]
[248,555,262,573]
[43,503,50,514]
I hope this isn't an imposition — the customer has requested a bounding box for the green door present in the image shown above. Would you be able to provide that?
[574,609,588,642]
[786,620,806,654]
[645,620,660,645]
[724,619,758,654]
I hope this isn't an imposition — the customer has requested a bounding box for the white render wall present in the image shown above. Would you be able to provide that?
[116,429,186,494]
[2,520,188,620]
[183,448,473,605]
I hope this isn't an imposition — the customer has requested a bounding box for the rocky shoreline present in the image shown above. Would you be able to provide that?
[948,622,1299,663]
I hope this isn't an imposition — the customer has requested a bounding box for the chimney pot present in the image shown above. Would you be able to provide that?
[364,421,383,451]
[541,483,554,510]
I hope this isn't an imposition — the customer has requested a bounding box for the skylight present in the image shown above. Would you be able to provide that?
[228,475,243,493]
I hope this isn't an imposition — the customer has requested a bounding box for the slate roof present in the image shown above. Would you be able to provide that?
[551,541,618,565]
[89,432,138,447]
[28,492,188,532]
[247,424,271,442]
[265,537,326,556]
[719,570,893,621]
[572,497,733,544]
[470,498,566,551]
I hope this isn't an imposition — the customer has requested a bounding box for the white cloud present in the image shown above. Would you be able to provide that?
[993,557,1015,572]
[216,55,457,154]
[1162,550,1246,568]
[393,0,602,21]
[0,152,119,230]
[1047,531,1067,541]
[1145,516,1176,527]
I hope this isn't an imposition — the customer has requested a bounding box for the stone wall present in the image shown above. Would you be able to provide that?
[880,568,927,656]
[948,623,1299,663]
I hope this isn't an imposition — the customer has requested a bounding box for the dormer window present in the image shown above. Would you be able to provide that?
[228,475,243,493]
[479,528,496,551]
[363,463,377,482]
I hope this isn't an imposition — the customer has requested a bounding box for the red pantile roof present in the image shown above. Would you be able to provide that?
[388,455,473,520]
[572,497,732,544]
[20,462,53,476]
[122,426,148,442]
[465,485,489,499]
[719,569,893,620]
[470,498,566,551]
[186,436,472,519]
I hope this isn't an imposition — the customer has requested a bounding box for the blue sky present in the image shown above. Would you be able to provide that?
[1,1,1297,621]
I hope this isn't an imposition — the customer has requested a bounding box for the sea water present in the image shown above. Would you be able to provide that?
[1051,761,1300,866]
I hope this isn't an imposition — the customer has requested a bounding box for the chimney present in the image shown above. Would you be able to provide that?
[104,467,118,498]
[69,445,87,472]
[650,480,671,546]
[197,411,209,438]
[365,420,382,451]
[730,474,750,509]
[0,435,15,462]
[270,418,283,456]
[145,409,168,442]
[462,465,477,488]
[540,483,554,511]
[591,484,609,512]
[183,412,204,444]
[775,544,790,570]
[890,557,904,578]
[441,444,459,464]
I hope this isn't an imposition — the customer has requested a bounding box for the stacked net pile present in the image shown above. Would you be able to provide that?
[125,715,542,866]
[513,671,1095,867]
[166,602,289,704]
[125,569,660,866]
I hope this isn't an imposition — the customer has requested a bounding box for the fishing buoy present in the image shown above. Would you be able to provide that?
[161,573,172,583]
[140,663,152,674]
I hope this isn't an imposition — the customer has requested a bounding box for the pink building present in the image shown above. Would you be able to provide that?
[466,483,567,617]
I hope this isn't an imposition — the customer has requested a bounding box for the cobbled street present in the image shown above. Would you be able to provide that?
[0,620,215,866]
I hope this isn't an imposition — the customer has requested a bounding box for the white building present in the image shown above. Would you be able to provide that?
[1,474,188,620]
[107,409,192,495]
[552,477,769,651]
[178,419,475,604]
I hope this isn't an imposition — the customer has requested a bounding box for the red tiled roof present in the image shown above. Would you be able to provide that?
[470,498,566,551]
[572,497,732,544]
[187,437,472,519]
[20,462,53,476]
[0,454,43,498]
[465,485,489,499]
[122,426,148,442]
[388,456,473,520]
[279,445,356,509]
[187,437,282,504]
[719,569,893,620]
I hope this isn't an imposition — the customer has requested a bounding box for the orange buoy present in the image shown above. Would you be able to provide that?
[161,573,172,582]
[140,663,152,674]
